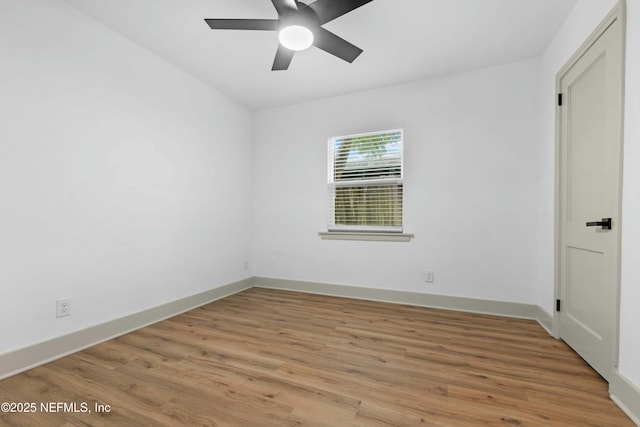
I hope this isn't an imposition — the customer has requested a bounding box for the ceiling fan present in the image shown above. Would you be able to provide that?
[205,0,374,71]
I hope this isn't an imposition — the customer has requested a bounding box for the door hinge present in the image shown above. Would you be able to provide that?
[556,299,561,312]
[557,93,563,106]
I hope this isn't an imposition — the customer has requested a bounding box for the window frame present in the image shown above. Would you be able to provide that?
[327,128,405,233]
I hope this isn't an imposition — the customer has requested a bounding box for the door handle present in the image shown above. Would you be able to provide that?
[586,218,612,230]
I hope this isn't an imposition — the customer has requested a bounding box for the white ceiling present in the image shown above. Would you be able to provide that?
[63,0,578,110]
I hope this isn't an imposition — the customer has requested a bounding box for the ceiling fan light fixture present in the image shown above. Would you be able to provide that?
[205,0,374,70]
[278,25,314,51]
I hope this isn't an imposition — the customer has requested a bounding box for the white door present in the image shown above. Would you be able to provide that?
[557,12,623,382]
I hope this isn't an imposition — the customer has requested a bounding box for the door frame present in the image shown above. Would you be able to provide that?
[553,1,626,375]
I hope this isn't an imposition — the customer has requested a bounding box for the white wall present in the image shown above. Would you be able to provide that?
[252,60,540,304]
[0,0,253,354]
[619,0,640,389]
[536,0,640,396]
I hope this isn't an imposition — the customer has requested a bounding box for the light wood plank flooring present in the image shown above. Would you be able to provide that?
[0,287,633,426]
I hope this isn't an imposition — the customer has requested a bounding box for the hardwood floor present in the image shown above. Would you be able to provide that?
[0,287,633,426]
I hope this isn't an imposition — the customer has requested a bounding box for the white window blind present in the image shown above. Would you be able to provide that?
[328,129,404,232]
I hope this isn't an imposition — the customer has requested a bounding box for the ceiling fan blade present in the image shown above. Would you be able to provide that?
[271,0,299,15]
[307,0,373,24]
[205,19,279,31]
[313,27,363,63]
[272,44,295,70]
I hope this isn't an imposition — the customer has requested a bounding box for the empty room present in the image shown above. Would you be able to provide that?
[1,0,639,425]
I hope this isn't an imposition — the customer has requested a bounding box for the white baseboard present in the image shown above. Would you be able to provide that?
[254,276,540,320]
[610,370,640,426]
[535,306,554,335]
[0,277,254,380]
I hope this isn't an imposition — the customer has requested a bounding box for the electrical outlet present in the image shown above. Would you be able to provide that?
[424,271,435,283]
[56,298,71,318]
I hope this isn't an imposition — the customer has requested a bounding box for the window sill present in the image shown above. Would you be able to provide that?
[318,231,415,242]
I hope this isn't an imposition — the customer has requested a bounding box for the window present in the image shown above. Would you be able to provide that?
[327,129,404,232]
